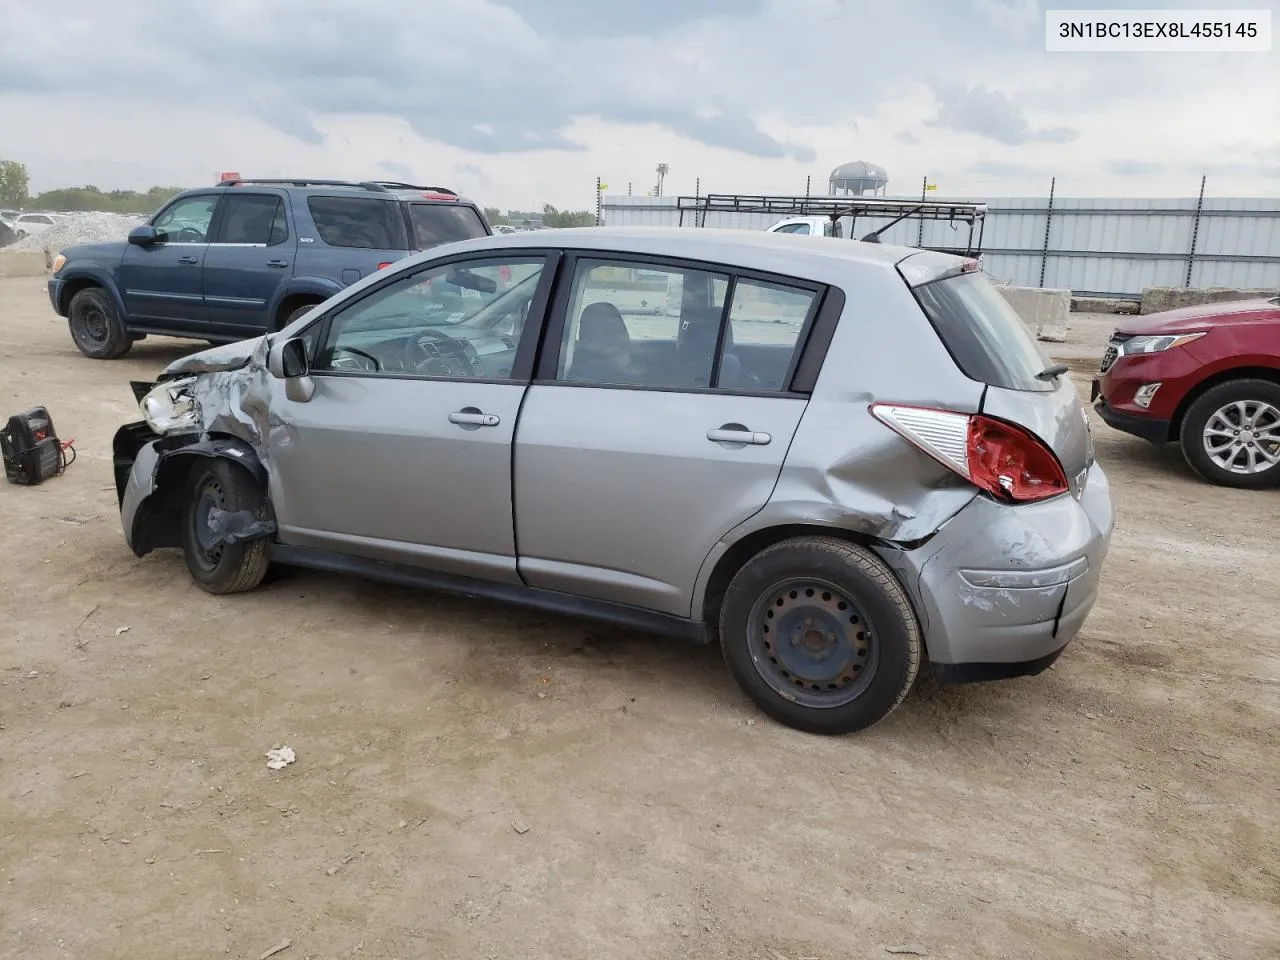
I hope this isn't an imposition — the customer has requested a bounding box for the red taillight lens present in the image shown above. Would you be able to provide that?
[869,404,1069,504]
[966,415,1068,502]
[377,261,393,270]
[422,192,457,201]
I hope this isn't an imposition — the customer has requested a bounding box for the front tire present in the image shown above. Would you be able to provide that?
[719,536,922,735]
[1180,379,1280,489]
[68,287,132,359]
[181,459,272,595]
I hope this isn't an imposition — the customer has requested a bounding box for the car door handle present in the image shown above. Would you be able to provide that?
[449,411,501,427]
[266,259,290,268]
[707,427,771,445]
[177,256,200,265]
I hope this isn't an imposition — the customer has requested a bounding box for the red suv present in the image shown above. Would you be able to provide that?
[1092,296,1280,488]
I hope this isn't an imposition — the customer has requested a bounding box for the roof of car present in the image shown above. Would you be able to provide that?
[447,226,930,271]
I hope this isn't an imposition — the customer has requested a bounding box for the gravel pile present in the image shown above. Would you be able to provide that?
[9,212,147,254]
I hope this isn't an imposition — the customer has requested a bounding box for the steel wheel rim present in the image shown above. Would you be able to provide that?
[191,476,225,570]
[76,303,110,345]
[745,578,879,709]
[1202,400,1280,475]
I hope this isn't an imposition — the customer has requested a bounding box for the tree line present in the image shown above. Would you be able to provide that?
[2,159,597,226]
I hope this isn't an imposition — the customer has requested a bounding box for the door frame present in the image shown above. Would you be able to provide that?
[533,249,834,399]
[300,247,565,387]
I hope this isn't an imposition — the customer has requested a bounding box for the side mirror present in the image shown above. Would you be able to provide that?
[128,225,160,246]
[268,337,315,402]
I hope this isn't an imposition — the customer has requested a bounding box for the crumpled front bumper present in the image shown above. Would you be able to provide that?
[114,422,165,555]
[875,462,1115,681]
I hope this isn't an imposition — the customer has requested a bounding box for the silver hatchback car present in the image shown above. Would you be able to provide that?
[112,228,1114,734]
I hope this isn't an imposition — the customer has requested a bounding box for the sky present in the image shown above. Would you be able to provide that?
[1,0,1278,210]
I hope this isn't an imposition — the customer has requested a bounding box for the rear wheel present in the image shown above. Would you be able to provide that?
[68,287,132,359]
[1180,379,1280,488]
[181,459,272,594]
[282,302,321,329]
[719,536,921,735]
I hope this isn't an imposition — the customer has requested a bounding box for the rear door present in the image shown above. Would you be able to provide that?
[202,191,296,334]
[117,193,219,325]
[910,267,1094,495]
[512,254,822,617]
[294,194,411,288]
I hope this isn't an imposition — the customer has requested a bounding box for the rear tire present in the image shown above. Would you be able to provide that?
[1180,379,1280,489]
[282,302,321,329]
[718,536,921,735]
[181,459,272,595]
[68,287,132,359]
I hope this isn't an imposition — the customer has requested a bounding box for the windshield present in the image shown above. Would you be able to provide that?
[408,203,489,249]
[912,271,1053,392]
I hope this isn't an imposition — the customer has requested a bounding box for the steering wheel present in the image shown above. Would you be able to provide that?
[176,227,205,243]
[404,329,473,377]
[331,345,381,371]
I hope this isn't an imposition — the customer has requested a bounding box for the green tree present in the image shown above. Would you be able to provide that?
[483,206,509,225]
[29,185,185,215]
[0,159,30,208]
[541,203,595,228]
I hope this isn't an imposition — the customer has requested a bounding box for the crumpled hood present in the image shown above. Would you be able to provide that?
[162,336,268,378]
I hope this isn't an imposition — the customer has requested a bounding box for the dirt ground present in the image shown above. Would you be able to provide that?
[1,276,1277,960]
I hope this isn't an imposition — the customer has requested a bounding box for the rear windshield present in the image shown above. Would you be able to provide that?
[913,272,1053,392]
[307,196,408,250]
[407,203,489,249]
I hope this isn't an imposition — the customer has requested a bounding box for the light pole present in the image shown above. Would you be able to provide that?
[655,163,669,198]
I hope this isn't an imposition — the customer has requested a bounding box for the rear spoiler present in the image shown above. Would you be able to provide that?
[896,249,981,288]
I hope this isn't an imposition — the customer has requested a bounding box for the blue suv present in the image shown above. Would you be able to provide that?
[48,179,492,359]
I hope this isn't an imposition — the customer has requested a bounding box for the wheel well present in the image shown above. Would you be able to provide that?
[58,277,104,314]
[700,524,879,636]
[274,294,323,331]
[1169,366,1280,440]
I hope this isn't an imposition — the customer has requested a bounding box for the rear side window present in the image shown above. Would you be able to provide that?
[913,272,1052,392]
[408,204,489,249]
[217,194,287,245]
[307,196,408,250]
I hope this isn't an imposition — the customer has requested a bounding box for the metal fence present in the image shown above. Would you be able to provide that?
[600,186,1280,300]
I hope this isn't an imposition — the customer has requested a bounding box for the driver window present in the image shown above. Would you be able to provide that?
[152,195,218,243]
[314,257,546,380]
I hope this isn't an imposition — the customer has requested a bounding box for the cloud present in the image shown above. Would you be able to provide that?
[895,130,920,145]
[378,160,418,182]
[1112,160,1166,177]
[927,81,1079,145]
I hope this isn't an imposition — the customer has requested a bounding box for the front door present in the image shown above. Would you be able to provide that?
[513,256,821,617]
[267,252,556,583]
[118,193,219,325]
[201,191,297,335]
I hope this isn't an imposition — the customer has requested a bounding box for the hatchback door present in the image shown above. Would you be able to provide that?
[909,267,1094,496]
[513,255,822,617]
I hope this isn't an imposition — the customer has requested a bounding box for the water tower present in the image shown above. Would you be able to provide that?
[828,161,888,197]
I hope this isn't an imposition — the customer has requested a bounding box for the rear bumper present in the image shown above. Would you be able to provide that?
[874,462,1114,678]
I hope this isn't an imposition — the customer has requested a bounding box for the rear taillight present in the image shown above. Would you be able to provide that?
[870,404,1069,503]
[377,261,393,270]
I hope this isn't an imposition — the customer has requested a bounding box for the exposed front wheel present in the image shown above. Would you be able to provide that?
[181,459,272,594]
[68,287,132,359]
[1180,379,1280,489]
[719,536,922,735]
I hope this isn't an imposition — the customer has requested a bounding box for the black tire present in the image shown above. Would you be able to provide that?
[1180,379,1280,489]
[181,459,272,595]
[719,536,922,735]
[68,287,132,359]
[282,302,320,329]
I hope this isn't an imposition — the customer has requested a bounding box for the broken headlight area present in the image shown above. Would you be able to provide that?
[140,377,201,435]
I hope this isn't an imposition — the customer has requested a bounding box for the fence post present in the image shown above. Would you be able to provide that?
[595,176,602,226]
[1039,176,1056,288]
[917,175,927,247]
[1185,174,1206,288]
[805,175,811,198]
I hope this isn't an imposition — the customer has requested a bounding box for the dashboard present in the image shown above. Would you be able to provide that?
[326,328,520,380]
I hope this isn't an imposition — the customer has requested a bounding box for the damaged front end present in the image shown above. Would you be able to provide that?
[112,337,279,557]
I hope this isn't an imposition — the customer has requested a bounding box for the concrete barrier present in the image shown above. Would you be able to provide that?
[1071,295,1139,315]
[995,285,1070,343]
[0,250,51,278]
[1140,286,1280,315]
